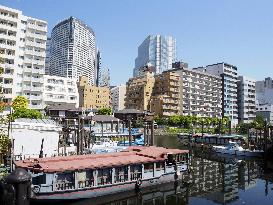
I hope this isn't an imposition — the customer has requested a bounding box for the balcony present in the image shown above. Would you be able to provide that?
[22,85,31,90]
[0,24,17,32]
[32,78,42,83]
[32,60,44,66]
[29,104,43,109]
[27,24,47,32]
[23,76,31,82]
[32,69,45,75]
[30,95,42,101]
[0,33,16,41]
[31,87,43,92]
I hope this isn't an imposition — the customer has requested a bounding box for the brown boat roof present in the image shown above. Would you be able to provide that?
[15,146,188,173]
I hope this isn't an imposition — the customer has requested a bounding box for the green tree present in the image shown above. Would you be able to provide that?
[12,96,28,110]
[98,107,112,115]
[12,108,42,119]
[168,115,180,126]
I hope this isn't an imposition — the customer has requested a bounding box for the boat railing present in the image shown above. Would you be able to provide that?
[55,182,75,191]
[114,174,128,183]
[130,172,142,181]
[78,179,94,188]
[97,176,112,186]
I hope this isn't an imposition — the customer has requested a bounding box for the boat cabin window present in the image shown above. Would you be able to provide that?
[55,172,75,191]
[167,154,175,165]
[114,166,128,183]
[156,162,165,171]
[97,169,112,186]
[32,174,46,185]
[130,165,142,180]
[77,170,94,188]
[144,163,154,173]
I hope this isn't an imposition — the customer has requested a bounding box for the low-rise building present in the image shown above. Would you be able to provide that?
[172,63,222,118]
[43,75,79,108]
[256,77,273,104]
[78,76,110,109]
[237,76,256,123]
[110,84,126,111]
[256,103,273,125]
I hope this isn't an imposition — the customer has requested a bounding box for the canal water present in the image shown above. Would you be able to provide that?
[35,135,273,205]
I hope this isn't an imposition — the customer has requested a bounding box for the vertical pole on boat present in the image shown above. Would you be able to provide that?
[143,121,147,145]
[80,117,84,155]
[201,120,204,143]
[264,120,268,152]
[151,120,154,146]
[77,114,80,155]
[129,119,132,146]
[111,120,113,132]
[247,124,250,149]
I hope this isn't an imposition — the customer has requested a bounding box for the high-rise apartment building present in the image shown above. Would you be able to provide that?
[133,35,176,77]
[125,71,155,111]
[0,5,47,109]
[110,84,126,112]
[43,75,79,108]
[78,76,110,109]
[237,76,256,123]
[193,63,238,125]
[150,71,180,117]
[49,17,96,85]
[256,103,273,124]
[125,71,180,117]
[172,63,222,118]
[45,37,51,75]
[256,77,273,104]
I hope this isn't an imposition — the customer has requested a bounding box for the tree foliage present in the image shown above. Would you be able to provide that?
[12,96,28,111]
[98,107,112,115]
[12,108,42,119]
[0,133,11,155]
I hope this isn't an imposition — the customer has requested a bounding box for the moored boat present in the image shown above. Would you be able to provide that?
[212,141,264,157]
[14,146,189,201]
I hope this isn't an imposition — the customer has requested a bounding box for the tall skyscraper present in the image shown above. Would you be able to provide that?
[95,49,101,86]
[256,77,273,104]
[134,35,176,77]
[49,17,96,85]
[99,67,110,87]
[0,5,47,109]
[193,63,238,126]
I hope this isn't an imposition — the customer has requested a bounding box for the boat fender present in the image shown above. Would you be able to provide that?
[32,185,40,194]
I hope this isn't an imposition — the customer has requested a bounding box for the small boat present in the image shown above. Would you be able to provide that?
[212,141,264,157]
[91,138,118,149]
[15,146,189,201]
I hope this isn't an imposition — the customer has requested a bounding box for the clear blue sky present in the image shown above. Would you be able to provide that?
[2,0,273,85]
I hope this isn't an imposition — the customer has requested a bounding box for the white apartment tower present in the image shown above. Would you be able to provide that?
[0,5,47,109]
[237,76,256,123]
[194,63,238,126]
[110,84,126,111]
[134,35,176,77]
[49,17,96,85]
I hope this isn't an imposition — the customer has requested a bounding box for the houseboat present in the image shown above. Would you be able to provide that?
[14,146,189,200]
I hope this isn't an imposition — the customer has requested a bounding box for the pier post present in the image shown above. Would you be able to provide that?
[144,121,147,145]
[151,121,155,146]
[264,121,268,152]
[128,166,131,181]
[93,170,98,187]
[5,168,31,205]
[112,168,115,184]
[129,120,132,146]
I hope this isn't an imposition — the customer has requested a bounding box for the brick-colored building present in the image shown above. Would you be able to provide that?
[78,76,110,109]
[125,71,180,117]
